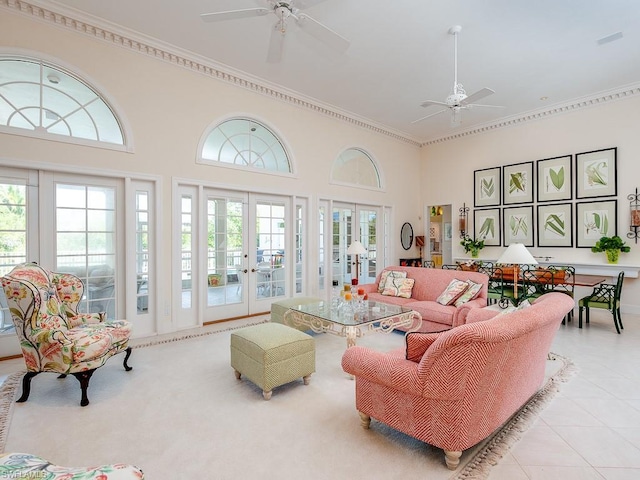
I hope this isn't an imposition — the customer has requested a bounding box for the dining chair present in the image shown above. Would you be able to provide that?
[578,271,624,333]
[544,265,576,323]
[423,260,435,268]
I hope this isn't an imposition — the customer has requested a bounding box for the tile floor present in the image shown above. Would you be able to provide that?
[490,308,640,480]
[0,307,638,479]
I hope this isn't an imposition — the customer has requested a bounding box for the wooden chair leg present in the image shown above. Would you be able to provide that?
[612,310,621,334]
[617,308,624,329]
[16,372,39,403]
[578,306,584,328]
[71,370,96,407]
[123,346,133,371]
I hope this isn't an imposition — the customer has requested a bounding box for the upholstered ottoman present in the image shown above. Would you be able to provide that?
[270,296,322,331]
[231,322,315,400]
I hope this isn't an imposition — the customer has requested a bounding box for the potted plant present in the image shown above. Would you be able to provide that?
[460,234,485,258]
[591,235,631,264]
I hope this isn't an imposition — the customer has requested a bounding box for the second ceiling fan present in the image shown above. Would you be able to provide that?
[413,25,502,127]
[200,0,350,63]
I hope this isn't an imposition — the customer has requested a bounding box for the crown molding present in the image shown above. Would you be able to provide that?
[1,0,422,147]
[4,0,639,150]
[421,83,640,146]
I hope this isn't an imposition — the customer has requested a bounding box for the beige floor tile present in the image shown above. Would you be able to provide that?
[510,424,590,467]
[540,397,604,427]
[522,465,607,480]
[595,467,640,480]
[488,463,530,479]
[571,398,640,428]
[552,426,640,468]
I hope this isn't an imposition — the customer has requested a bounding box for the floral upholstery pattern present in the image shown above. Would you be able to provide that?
[342,293,575,470]
[436,278,469,305]
[0,452,144,479]
[382,277,415,298]
[1,262,133,406]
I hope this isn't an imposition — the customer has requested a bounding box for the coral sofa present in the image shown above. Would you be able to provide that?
[358,266,489,331]
[341,292,574,469]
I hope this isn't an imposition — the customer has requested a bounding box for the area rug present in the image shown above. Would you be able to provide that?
[0,320,575,480]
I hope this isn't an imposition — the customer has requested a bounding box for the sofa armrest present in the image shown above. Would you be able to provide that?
[357,283,378,294]
[453,297,487,327]
[342,346,422,396]
[465,307,503,324]
[66,312,104,328]
[405,332,442,362]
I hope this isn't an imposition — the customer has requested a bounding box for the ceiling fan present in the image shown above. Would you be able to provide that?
[200,1,350,63]
[413,25,502,127]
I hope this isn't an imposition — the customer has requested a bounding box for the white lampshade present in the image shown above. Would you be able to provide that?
[347,240,367,255]
[496,243,538,265]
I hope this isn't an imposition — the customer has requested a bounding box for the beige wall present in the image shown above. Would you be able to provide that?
[421,95,640,312]
[0,10,424,334]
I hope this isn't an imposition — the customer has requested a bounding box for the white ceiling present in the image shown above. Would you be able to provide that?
[44,0,640,143]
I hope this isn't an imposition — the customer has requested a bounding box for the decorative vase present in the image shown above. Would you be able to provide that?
[605,249,619,264]
[470,248,479,258]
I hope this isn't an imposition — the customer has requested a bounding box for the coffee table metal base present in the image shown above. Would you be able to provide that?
[284,308,422,348]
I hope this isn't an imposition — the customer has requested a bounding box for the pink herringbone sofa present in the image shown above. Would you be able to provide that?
[358,266,489,332]
[341,292,575,469]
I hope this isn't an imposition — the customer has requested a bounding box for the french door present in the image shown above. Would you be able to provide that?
[176,186,292,326]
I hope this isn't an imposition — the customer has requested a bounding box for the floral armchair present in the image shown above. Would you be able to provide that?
[341,292,575,469]
[1,262,133,406]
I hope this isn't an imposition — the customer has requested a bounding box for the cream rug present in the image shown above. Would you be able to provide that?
[0,318,575,480]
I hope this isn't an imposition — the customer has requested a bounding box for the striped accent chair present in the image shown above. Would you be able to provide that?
[341,292,574,469]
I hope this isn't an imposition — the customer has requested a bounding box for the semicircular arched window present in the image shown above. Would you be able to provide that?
[331,148,381,188]
[0,56,125,145]
[199,118,291,173]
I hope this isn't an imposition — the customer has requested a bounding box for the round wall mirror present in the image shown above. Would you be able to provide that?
[400,222,413,250]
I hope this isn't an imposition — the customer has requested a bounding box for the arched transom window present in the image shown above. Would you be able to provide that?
[200,118,291,173]
[0,56,124,145]
[331,148,381,188]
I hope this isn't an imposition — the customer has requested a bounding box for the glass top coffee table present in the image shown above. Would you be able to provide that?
[284,300,422,348]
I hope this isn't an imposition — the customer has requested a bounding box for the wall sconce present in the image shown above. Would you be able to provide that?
[459,202,469,237]
[628,188,640,243]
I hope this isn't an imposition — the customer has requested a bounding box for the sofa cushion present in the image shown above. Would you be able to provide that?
[436,279,469,306]
[378,270,407,293]
[454,280,483,307]
[382,277,415,298]
[404,300,455,326]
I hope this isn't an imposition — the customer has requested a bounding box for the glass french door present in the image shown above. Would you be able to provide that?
[331,203,379,287]
[177,187,291,325]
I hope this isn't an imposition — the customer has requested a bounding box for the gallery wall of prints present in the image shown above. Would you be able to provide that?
[472,147,617,249]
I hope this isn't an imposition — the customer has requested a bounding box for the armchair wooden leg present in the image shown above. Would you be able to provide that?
[122,346,133,371]
[444,450,462,470]
[578,306,584,328]
[17,372,39,403]
[71,370,96,407]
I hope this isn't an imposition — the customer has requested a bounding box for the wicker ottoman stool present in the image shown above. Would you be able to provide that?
[270,296,322,331]
[231,322,315,400]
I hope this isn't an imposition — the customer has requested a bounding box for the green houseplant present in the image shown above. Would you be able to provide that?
[591,235,631,264]
[460,234,485,258]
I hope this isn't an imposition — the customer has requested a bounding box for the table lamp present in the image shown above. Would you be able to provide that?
[347,240,367,284]
[496,243,538,301]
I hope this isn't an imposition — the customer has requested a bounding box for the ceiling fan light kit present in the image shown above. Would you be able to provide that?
[413,25,502,127]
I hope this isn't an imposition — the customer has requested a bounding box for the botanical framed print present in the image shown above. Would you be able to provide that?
[474,208,501,246]
[537,203,573,247]
[576,147,617,199]
[576,200,617,248]
[503,161,534,204]
[503,205,534,246]
[537,155,572,202]
[474,167,501,207]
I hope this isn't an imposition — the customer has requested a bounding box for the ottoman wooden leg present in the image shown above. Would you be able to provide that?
[303,374,312,385]
[234,369,241,380]
[263,390,272,401]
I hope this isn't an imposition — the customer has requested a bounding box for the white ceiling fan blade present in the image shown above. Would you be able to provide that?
[267,25,285,63]
[420,99,449,108]
[295,13,350,52]
[465,103,505,109]
[461,87,495,106]
[411,109,449,124]
[200,8,270,23]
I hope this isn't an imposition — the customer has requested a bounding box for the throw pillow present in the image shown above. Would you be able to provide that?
[377,270,407,293]
[436,279,469,306]
[454,280,483,307]
[382,277,415,298]
[516,299,531,310]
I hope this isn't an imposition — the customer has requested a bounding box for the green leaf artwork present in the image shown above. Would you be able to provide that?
[509,172,527,194]
[478,217,495,239]
[509,215,528,236]
[544,213,565,238]
[585,160,608,188]
[481,177,495,199]
[584,212,609,236]
[547,166,565,192]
